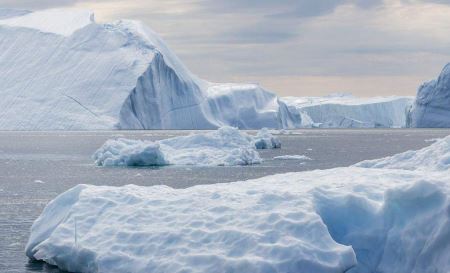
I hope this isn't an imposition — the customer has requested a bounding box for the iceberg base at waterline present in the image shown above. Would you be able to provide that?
[27,137,450,273]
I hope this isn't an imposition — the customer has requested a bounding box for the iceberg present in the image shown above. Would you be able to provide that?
[93,127,280,167]
[27,136,450,273]
[279,94,414,128]
[0,9,279,130]
[408,64,450,128]
[356,135,450,171]
[273,155,312,160]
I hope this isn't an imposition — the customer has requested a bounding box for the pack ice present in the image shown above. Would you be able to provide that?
[26,136,450,272]
[0,8,415,130]
[408,64,450,128]
[0,8,279,130]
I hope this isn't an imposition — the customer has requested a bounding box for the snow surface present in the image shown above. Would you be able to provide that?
[93,127,280,167]
[274,155,312,160]
[408,63,450,128]
[27,136,450,273]
[356,135,450,171]
[279,94,413,128]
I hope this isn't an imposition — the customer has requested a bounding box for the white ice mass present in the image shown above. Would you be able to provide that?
[408,64,450,128]
[0,8,416,130]
[93,127,280,166]
[279,94,413,128]
[0,9,279,130]
[27,136,450,273]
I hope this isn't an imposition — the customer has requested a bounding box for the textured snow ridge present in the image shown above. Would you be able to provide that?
[93,127,277,166]
[0,8,279,130]
[408,63,450,128]
[279,94,413,128]
[28,138,450,273]
[356,135,450,171]
[25,169,450,273]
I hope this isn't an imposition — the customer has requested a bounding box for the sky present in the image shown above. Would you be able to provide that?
[2,0,450,97]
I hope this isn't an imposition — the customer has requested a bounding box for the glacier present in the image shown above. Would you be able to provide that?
[26,136,450,273]
[0,8,415,130]
[93,127,281,167]
[278,94,414,128]
[408,64,450,128]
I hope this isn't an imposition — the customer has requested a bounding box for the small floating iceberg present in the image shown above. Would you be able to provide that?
[273,155,312,161]
[93,127,280,167]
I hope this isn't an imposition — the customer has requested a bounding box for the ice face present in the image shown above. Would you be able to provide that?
[409,64,450,128]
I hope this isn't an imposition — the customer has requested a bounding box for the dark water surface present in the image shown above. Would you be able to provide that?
[1,129,449,273]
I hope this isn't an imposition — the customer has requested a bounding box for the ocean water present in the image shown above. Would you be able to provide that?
[0,129,449,273]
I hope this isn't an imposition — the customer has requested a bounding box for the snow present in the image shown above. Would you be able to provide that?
[356,135,450,171]
[408,63,450,128]
[0,9,94,36]
[274,155,312,160]
[93,127,269,166]
[27,134,450,273]
[279,94,413,128]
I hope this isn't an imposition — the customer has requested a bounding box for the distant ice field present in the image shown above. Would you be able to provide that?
[0,129,450,272]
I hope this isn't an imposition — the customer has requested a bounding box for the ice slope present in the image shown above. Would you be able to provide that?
[27,137,450,273]
[279,94,413,128]
[356,135,450,171]
[93,127,280,166]
[0,9,279,130]
[408,64,450,128]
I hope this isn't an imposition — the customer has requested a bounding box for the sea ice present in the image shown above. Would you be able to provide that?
[273,155,312,160]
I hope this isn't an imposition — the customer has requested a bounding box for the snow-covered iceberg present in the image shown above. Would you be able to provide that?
[27,136,450,273]
[356,135,450,171]
[408,64,450,128]
[0,8,279,130]
[93,127,280,166]
[279,94,413,128]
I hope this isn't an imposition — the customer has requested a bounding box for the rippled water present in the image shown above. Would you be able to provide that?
[1,129,449,273]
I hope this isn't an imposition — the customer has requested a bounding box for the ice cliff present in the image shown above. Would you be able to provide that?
[0,8,279,130]
[0,8,416,130]
[278,94,413,128]
[408,64,450,128]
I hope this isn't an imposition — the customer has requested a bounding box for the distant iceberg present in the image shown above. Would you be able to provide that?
[408,64,450,128]
[93,127,280,167]
[27,136,450,273]
[279,94,413,128]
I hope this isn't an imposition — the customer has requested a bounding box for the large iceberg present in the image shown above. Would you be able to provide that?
[93,127,280,167]
[408,64,450,128]
[278,94,414,128]
[0,8,279,130]
[27,137,450,272]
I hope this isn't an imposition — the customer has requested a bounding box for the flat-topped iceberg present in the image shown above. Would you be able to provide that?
[27,136,450,273]
[279,94,413,128]
[93,127,280,167]
[408,64,450,128]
